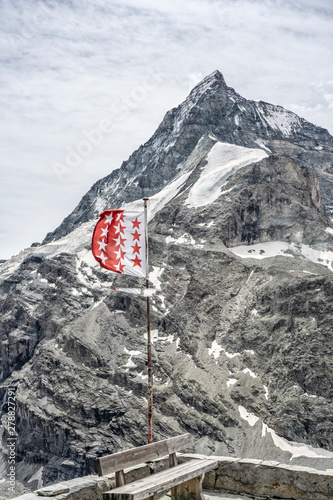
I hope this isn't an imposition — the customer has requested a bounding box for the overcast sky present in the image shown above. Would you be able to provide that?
[1,0,333,259]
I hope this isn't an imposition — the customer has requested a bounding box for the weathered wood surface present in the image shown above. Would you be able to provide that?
[102,458,218,500]
[169,451,178,500]
[115,470,126,487]
[175,475,204,500]
[96,434,192,476]
[169,452,178,468]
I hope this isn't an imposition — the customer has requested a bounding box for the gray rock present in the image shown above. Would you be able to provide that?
[1,71,333,491]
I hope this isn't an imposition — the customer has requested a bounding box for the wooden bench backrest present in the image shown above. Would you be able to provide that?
[96,433,193,476]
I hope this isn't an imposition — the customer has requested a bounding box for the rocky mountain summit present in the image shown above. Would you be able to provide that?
[1,70,333,495]
[43,70,333,242]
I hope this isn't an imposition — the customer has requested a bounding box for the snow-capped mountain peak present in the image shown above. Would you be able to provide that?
[43,71,333,245]
[2,72,333,491]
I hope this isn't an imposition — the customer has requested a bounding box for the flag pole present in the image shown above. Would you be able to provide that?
[143,197,153,444]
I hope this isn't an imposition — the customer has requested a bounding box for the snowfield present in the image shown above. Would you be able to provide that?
[230,241,333,272]
[185,142,268,208]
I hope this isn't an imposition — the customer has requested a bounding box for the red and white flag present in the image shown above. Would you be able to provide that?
[92,209,147,278]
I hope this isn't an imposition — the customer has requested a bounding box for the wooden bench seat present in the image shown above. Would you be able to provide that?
[103,458,218,500]
[96,434,218,500]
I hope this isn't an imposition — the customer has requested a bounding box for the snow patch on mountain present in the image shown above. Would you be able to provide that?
[166,233,196,245]
[242,368,257,379]
[208,340,240,360]
[256,102,302,136]
[227,378,237,387]
[121,141,268,219]
[239,406,260,426]
[149,266,164,291]
[123,170,192,219]
[238,407,333,459]
[165,233,205,248]
[36,221,96,261]
[185,143,268,208]
[0,220,98,283]
[261,423,333,459]
[229,241,333,271]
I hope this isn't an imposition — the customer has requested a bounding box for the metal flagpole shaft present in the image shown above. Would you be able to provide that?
[143,197,153,444]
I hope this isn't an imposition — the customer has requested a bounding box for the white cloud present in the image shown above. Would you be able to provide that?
[1,0,333,258]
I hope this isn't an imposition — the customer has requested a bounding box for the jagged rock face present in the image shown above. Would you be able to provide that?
[1,71,333,495]
[154,151,329,248]
[0,253,104,381]
[43,70,333,244]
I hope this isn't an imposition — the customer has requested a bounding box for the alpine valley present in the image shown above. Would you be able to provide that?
[1,71,333,496]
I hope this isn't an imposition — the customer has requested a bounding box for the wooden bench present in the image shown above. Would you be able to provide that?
[96,433,218,500]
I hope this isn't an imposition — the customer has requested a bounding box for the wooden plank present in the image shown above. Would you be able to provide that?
[169,452,178,500]
[169,453,178,467]
[103,459,217,500]
[174,474,204,500]
[96,434,192,476]
[115,470,126,487]
[102,458,218,500]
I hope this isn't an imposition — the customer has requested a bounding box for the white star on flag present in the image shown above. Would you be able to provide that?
[98,240,107,251]
[114,247,124,259]
[114,223,124,234]
[113,234,126,247]
[104,214,113,225]
[97,253,107,265]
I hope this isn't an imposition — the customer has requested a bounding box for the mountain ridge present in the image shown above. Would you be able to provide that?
[43,70,333,245]
[1,71,333,496]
